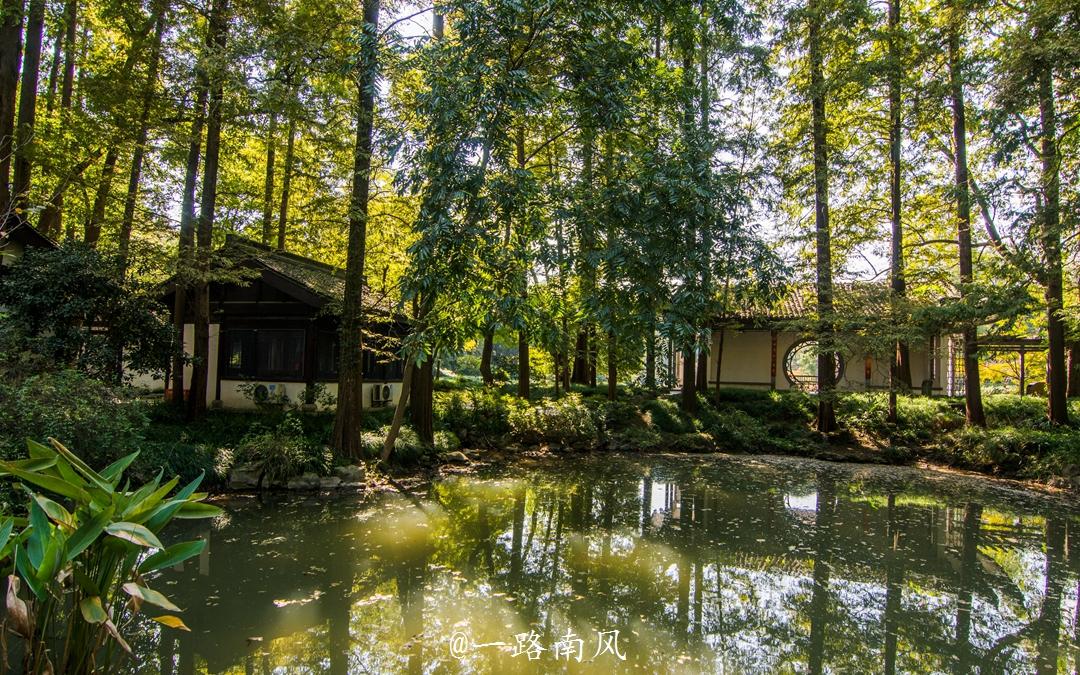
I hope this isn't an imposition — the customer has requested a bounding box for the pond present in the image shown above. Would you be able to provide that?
[130,454,1079,674]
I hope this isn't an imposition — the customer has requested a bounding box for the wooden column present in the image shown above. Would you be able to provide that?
[770,330,778,390]
[1019,350,1026,397]
[864,356,873,390]
[303,320,317,401]
[714,328,725,394]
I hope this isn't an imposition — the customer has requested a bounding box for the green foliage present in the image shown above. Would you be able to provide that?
[508,395,599,449]
[695,402,774,453]
[362,426,437,466]
[235,414,332,485]
[434,389,520,447]
[642,398,695,434]
[0,246,172,383]
[0,438,221,673]
[0,370,149,473]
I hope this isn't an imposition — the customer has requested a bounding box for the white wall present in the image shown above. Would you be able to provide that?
[679,328,948,394]
[145,323,404,410]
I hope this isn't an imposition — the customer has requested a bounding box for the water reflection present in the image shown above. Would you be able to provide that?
[126,455,1080,674]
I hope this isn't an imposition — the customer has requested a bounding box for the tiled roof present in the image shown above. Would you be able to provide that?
[222,236,394,316]
[714,282,894,324]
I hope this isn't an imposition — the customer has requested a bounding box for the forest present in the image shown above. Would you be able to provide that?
[2,0,1080,671]
[0,0,1078,453]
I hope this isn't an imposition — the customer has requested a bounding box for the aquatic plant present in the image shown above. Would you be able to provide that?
[0,438,222,673]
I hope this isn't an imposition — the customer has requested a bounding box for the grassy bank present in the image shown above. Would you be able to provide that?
[4,370,1079,502]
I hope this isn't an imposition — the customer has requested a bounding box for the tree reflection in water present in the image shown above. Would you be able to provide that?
[125,455,1080,674]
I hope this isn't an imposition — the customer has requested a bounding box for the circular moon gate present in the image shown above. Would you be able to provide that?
[783,339,843,392]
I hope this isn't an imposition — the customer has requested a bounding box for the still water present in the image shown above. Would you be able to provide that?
[133,454,1080,674]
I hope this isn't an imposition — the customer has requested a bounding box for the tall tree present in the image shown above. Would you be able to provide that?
[0,0,22,214]
[188,0,229,420]
[946,0,985,427]
[809,0,838,433]
[886,0,911,424]
[1031,5,1068,424]
[11,0,45,211]
[118,0,168,275]
[331,0,380,457]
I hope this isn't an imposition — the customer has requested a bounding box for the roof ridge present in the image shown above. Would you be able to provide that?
[223,234,343,275]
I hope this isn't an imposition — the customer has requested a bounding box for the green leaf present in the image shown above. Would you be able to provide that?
[0,519,13,558]
[34,535,64,585]
[34,494,73,528]
[139,540,206,574]
[105,522,163,549]
[27,499,48,570]
[0,462,92,503]
[121,583,181,612]
[142,499,186,533]
[79,596,109,624]
[15,546,45,599]
[65,506,115,562]
[174,502,224,520]
[127,476,179,523]
[0,457,58,473]
[25,439,56,460]
[120,472,163,519]
[100,451,140,484]
[48,438,112,493]
[174,472,205,501]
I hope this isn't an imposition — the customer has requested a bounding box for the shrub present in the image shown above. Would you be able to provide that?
[713,388,815,423]
[234,414,332,486]
[369,426,438,465]
[508,394,598,449]
[0,370,149,470]
[434,430,462,454]
[435,388,519,446]
[0,245,172,383]
[605,425,665,452]
[696,402,772,453]
[983,395,1053,429]
[642,398,694,434]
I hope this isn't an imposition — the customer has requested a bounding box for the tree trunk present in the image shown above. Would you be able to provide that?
[947,9,985,427]
[571,330,589,384]
[172,82,208,411]
[276,112,296,250]
[517,329,530,399]
[1068,341,1080,398]
[409,358,434,445]
[0,0,22,214]
[695,0,712,397]
[381,360,414,462]
[480,328,494,385]
[331,0,380,458]
[118,2,166,275]
[83,148,119,246]
[188,0,229,422]
[1035,36,1068,425]
[607,332,616,400]
[887,0,911,426]
[261,111,277,245]
[36,0,78,237]
[12,0,45,211]
[809,0,837,433]
[681,349,697,413]
[515,124,529,400]
[44,11,61,115]
[645,317,656,392]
